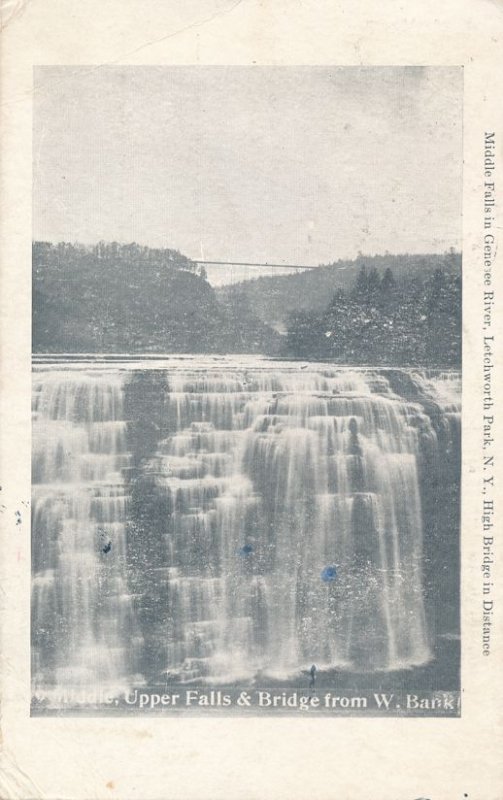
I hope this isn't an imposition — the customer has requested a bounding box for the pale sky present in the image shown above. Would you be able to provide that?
[34,66,462,277]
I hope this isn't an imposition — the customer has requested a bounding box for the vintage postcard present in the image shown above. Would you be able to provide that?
[1,2,502,799]
[30,65,463,719]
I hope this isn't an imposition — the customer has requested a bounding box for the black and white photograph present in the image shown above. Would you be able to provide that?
[31,66,462,716]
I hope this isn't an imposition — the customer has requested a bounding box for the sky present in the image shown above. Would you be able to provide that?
[33,66,463,284]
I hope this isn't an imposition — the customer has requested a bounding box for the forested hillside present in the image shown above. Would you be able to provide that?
[218,251,461,331]
[32,242,281,354]
[283,265,461,367]
[33,242,461,365]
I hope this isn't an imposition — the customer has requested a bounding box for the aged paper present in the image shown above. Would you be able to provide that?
[1,1,502,798]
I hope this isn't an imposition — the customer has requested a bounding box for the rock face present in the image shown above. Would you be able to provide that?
[31,358,460,695]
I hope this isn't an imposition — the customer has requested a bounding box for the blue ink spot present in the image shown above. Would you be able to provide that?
[321,565,337,582]
[239,544,253,557]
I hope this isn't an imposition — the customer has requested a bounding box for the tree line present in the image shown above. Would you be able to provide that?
[218,250,461,331]
[32,240,278,353]
[33,240,199,272]
[284,265,461,367]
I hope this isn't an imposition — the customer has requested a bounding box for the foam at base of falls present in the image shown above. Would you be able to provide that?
[32,358,461,693]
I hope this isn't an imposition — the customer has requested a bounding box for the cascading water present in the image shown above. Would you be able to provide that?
[31,357,461,695]
[32,370,142,695]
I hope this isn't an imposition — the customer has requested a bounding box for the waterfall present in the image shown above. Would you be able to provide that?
[32,370,142,694]
[31,358,461,694]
